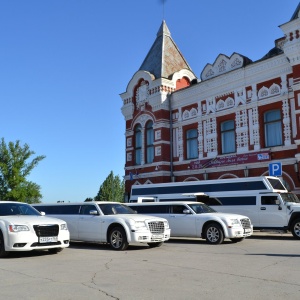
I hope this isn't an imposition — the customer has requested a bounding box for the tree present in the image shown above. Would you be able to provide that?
[0,138,46,203]
[95,171,125,202]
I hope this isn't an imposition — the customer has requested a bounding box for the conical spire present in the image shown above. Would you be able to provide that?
[139,20,192,79]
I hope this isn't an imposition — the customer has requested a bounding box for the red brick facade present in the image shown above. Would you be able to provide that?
[121,8,300,201]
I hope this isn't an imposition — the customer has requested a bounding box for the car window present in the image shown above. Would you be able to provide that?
[99,203,135,215]
[188,203,216,214]
[0,203,40,216]
[171,205,186,214]
[80,205,98,215]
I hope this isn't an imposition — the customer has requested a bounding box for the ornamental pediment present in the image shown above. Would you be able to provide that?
[201,53,252,81]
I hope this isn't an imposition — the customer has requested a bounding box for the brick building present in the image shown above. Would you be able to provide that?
[121,3,300,201]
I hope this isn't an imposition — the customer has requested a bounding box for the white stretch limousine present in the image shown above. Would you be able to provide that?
[33,202,171,251]
[127,202,253,244]
[0,201,70,257]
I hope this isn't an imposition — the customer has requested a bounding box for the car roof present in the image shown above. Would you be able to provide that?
[33,201,125,205]
[127,202,203,205]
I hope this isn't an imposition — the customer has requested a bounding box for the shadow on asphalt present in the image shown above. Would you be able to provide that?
[246,253,300,257]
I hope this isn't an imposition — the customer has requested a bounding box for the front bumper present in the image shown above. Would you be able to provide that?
[129,228,171,244]
[5,230,70,252]
[227,225,253,238]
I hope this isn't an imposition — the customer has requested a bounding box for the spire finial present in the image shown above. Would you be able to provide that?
[160,0,167,20]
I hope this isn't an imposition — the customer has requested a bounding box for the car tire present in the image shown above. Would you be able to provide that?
[48,248,63,254]
[291,218,300,239]
[0,231,9,258]
[109,227,129,251]
[204,223,224,244]
[230,237,245,243]
[147,242,163,248]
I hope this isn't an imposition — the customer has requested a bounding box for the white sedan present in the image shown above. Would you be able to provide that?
[0,201,70,257]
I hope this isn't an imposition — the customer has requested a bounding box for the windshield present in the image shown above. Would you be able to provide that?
[98,203,136,215]
[187,203,216,214]
[0,203,41,216]
[280,193,300,204]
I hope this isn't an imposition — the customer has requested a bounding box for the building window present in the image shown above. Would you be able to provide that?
[134,124,142,165]
[186,129,198,159]
[221,120,235,154]
[146,121,154,163]
[264,110,282,147]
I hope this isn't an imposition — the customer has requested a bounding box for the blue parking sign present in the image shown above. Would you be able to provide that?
[269,162,282,176]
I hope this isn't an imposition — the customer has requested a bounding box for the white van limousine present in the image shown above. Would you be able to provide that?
[33,201,171,251]
[127,202,253,244]
[0,201,70,257]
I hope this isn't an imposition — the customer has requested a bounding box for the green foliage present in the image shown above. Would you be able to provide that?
[95,171,125,202]
[0,138,45,203]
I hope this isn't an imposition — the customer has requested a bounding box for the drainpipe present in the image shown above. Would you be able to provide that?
[169,93,175,182]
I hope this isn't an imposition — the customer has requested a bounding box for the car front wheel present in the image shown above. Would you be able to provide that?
[204,223,224,244]
[291,218,300,239]
[109,227,129,251]
[0,231,9,258]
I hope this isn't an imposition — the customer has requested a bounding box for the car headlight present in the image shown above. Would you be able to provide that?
[9,225,30,232]
[134,221,147,229]
[60,223,68,230]
[229,219,240,226]
[163,221,169,229]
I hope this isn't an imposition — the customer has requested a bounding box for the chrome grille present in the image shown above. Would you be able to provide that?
[148,221,165,234]
[33,225,59,237]
[240,218,251,229]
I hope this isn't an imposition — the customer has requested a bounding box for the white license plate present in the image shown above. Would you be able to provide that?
[152,234,163,239]
[39,236,58,243]
[244,228,252,233]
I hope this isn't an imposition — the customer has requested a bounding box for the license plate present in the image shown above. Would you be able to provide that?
[152,234,163,239]
[244,228,252,233]
[39,236,58,243]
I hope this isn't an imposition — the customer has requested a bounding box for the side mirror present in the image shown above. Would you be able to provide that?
[275,200,282,210]
[89,210,99,215]
[40,211,46,216]
[183,209,191,214]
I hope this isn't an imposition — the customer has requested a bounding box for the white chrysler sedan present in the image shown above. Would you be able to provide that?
[0,201,70,257]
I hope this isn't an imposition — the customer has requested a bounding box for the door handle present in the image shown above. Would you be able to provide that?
[260,207,266,210]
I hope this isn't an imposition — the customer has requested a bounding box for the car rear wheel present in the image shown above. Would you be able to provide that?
[291,218,300,239]
[0,231,9,258]
[147,242,163,248]
[205,223,224,244]
[109,227,129,251]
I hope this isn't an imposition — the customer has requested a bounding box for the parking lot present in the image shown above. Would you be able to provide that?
[0,231,299,300]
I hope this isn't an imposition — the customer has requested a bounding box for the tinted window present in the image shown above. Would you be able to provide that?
[0,203,40,216]
[268,178,286,191]
[261,196,278,205]
[34,205,81,214]
[171,205,187,214]
[80,205,98,215]
[208,196,256,206]
[130,205,170,214]
[98,203,135,215]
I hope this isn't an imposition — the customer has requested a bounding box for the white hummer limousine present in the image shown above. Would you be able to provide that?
[0,201,70,257]
[33,201,171,250]
[127,201,253,244]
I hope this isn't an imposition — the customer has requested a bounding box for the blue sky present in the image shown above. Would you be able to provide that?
[0,0,299,203]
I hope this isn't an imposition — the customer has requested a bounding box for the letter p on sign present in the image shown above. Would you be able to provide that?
[269,162,282,176]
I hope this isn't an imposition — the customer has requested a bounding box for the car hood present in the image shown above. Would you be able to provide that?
[0,215,66,225]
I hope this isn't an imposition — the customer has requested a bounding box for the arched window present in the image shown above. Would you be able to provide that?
[221,120,235,154]
[134,124,142,165]
[264,110,282,147]
[146,121,154,163]
[186,129,198,159]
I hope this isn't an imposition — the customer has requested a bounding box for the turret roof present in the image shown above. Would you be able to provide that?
[139,20,192,79]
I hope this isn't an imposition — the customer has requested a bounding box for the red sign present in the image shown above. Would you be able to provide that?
[190,151,270,170]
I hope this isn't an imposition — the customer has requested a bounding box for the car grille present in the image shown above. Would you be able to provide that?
[240,218,251,229]
[148,221,165,234]
[33,225,59,237]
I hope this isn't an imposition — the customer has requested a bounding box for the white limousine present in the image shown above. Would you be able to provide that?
[33,201,171,251]
[127,202,253,244]
[0,201,70,257]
